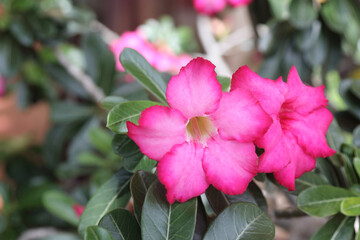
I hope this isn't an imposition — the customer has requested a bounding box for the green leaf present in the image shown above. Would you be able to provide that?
[303,29,328,67]
[112,135,143,172]
[206,182,267,214]
[293,172,329,195]
[297,186,356,217]
[100,96,127,111]
[10,17,34,46]
[268,0,291,20]
[132,156,157,173]
[203,202,274,240]
[85,226,114,240]
[82,33,116,95]
[0,35,23,77]
[51,102,95,124]
[141,181,198,240]
[120,48,167,104]
[311,214,355,240]
[107,101,161,133]
[289,0,318,29]
[78,169,132,236]
[42,190,78,226]
[354,157,360,178]
[130,171,157,222]
[340,79,360,120]
[217,76,231,92]
[320,0,350,33]
[354,125,360,148]
[99,209,141,240]
[294,21,322,52]
[89,127,112,155]
[78,152,104,167]
[340,197,360,216]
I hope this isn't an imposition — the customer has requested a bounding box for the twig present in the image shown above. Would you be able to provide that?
[91,21,120,45]
[55,48,105,102]
[196,15,232,77]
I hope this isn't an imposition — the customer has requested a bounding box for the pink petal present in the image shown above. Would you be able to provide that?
[211,88,272,142]
[284,66,328,114]
[166,58,222,119]
[203,135,258,195]
[284,107,336,158]
[157,141,209,204]
[109,31,156,72]
[193,0,227,15]
[227,0,253,6]
[231,66,286,115]
[73,204,85,218]
[0,75,5,96]
[273,133,316,191]
[127,106,187,161]
[257,120,292,172]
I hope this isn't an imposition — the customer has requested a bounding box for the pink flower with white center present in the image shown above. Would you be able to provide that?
[109,30,192,75]
[193,0,253,15]
[231,66,336,191]
[127,58,271,203]
[0,75,5,96]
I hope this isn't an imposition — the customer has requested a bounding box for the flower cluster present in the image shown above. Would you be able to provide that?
[193,0,253,15]
[127,58,335,203]
[110,30,191,75]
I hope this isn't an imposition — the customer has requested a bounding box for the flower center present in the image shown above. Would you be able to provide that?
[186,116,216,143]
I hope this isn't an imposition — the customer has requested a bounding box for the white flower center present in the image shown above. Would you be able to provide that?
[186,116,216,143]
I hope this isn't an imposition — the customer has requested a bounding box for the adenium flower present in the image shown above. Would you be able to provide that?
[73,204,85,218]
[0,75,5,96]
[193,0,253,15]
[109,30,191,74]
[231,66,336,190]
[127,58,271,203]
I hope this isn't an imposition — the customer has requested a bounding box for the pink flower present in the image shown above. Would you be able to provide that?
[127,58,271,203]
[109,30,192,74]
[0,75,5,96]
[231,66,336,190]
[193,0,252,15]
[72,204,85,218]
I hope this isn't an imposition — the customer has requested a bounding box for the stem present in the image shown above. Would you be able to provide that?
[196,15,232,76]
[55,48,105,102]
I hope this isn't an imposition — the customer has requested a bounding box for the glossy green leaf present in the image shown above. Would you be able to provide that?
[217,76,231,92]
[107,101,161,133]
[340,197,360,216]
[193,198,207,240]
[85,226,114,240]
[42,190,78,226]
[289,0,318,29]
[100,96,127,111]
[206,182,267,214]
[132,156,157,173]
[297,186,356,217]
[0,35,23,77]
[311,214,355,240]
[293,172,329,195]
[294,21,322,51]
[82,33,116,95]
[88,127,112,155]
[130,171,157,221]
[320,0,350,33]
[78,169,132,236]
[141,181,198,240]
[112,134,143,172]
[99,209,140,240]
[203,202,274,240]
[120,48,167,104]
[268,0,291,20]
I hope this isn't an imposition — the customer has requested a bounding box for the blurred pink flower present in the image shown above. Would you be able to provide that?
[231,66,336,190]
[193,0,253,15]
[127,58,271,203]
[0,75,5,96]
[109,30,192,75]
[73,204,85,218]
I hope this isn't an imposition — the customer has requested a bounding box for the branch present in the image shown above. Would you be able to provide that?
[55,48,105,102]
[90,21,120,45]
[196,15,232,76]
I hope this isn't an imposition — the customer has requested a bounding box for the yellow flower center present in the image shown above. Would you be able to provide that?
[186,116,216,143]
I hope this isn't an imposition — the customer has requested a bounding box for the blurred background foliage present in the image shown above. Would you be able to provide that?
[0,0,360,239]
